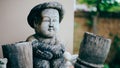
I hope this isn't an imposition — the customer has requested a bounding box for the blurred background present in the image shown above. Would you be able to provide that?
[74,0,120,68]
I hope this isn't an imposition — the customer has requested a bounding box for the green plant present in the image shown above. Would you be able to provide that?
[104,64,109,68]
[76,0,120,12]
[86,19,93,27]
[109,34,120,68]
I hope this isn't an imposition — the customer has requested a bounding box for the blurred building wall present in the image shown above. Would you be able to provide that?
[74,12,120,54]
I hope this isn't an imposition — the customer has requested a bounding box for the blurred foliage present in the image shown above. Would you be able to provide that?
[76,0,97,6]
[76,0,120,12]
[86,20,93,27]
[111,34,120,49]
[109,33,120,51]
[104,64,109,68]
[109,34,120,68]
[86,17,93,28]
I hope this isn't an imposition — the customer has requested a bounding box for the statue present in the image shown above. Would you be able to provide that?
[26,2,66,68]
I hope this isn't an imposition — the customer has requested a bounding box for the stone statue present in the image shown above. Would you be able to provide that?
[26,2,66,68]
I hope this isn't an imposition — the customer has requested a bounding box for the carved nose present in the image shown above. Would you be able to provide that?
[49,22,54,27]
[49,25,53,28]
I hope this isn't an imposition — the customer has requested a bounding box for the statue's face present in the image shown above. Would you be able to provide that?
[35,8,60,38]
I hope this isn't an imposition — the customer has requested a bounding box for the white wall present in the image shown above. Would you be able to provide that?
[0,0,74,53]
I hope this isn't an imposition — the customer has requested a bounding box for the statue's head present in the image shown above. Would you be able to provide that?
[27,2,64,38]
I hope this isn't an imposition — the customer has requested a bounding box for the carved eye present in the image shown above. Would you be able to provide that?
[52,19,57,22]
[43,17,50,22]
[43,19,50,22]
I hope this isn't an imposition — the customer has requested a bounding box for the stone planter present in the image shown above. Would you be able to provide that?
[2,42,33,68]
[75,32,111,68]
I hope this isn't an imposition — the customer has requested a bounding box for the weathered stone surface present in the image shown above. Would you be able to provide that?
[75,32,111,68]
[2,42,32,68]
[0,58,7,68]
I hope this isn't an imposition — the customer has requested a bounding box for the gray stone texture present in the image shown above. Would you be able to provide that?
[0,58,7,68]
[75,32,111,68]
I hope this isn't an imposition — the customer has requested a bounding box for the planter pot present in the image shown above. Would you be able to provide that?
[75,32,111,68]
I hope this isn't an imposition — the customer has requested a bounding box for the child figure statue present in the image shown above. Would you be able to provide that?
[26,2,66,68]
